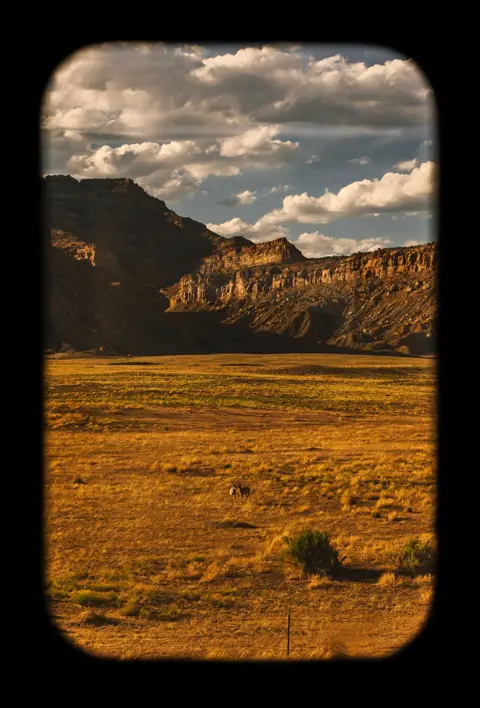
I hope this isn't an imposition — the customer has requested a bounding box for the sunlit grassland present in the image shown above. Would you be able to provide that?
[44,353,436,659]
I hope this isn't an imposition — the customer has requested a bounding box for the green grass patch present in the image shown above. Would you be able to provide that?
[74,590,119,607]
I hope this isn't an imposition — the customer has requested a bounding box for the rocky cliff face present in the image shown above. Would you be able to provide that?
[162,243,436,355]
[199,236,306,273]
[44,176,437,356]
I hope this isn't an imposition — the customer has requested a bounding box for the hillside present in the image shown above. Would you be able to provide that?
[44,176,437,356]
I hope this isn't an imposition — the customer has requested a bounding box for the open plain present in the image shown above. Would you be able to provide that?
[45,352,436,659]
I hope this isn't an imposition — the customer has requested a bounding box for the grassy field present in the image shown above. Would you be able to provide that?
[44,353,436,660]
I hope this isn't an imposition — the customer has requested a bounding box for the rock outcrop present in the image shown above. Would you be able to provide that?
[44,176,437,356]
[162,243,436,354]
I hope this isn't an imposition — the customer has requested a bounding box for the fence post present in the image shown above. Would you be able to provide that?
[287,611,291,658]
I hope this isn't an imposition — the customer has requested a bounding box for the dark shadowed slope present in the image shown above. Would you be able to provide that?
[44,176,437,356]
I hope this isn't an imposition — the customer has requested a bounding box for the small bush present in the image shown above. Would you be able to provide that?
[146,606,184,622]
[74,476,86,485]
[121,598,142,617]
[308,575,332,589]
[420,586,434,605]
[180,590,201,601]
[394,538,436,576]
[377,572,398,587]
[207,593,236,608]
[74,590,118,607]
[283,529,341,576]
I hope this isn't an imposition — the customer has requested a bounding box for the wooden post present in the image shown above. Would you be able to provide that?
[287,611,291,658]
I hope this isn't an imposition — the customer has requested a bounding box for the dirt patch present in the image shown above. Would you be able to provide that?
[115,406,344,432]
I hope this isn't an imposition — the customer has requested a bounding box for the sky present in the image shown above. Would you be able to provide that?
[42,42,436,258]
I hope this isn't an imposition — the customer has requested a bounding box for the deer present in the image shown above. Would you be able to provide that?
[229,484,237,502]
[234,481,251,501]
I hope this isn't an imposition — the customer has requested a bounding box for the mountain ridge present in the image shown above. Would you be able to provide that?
[44,176,437,356]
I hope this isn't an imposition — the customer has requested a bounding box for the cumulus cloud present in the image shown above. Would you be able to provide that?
[218,190,257,206]
[191,48,431,128]
[66,127,298,201]
[207,220,395,257]
[207,217,288,243]
[404,239,420,246]
[43,44,432,179]
[219,125,298,160]
[294,232,393,257]
[349,156,370,165]
[257,161,436,226]
[42,43,435,213]
[268,184,291,194]
[394,158,417,172]
[207,161,435,243]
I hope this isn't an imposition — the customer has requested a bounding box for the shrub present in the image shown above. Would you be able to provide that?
[142,606,184,621]
[394,538,436,576]
[74,590,118,607]
[121,598,142,617]
[377,572,399,587]
[283,529,341,576]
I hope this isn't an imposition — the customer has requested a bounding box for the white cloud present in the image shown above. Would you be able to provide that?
[219,125,298,159]
[218,190,257,206]
[149,172,201,201]
[257,161,436,226]
[207,161,436,243]
[294,232,393,257]
[207,221,396,257]
[43,44,433,178]
[190,48,431,128]
[394,158,417,172]
[66,129,298,201]
[418,139,433,155]
[68,140,200,178]
[268,184,291,194]
[236,190,256,204]
[207,217,288,243]
[404,239,420,246]
[349,156,370,165]
[42,44,435,208]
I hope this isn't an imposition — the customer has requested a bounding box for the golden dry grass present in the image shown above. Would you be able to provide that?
[44,352,436,659]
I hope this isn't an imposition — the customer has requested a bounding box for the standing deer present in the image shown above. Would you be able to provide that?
[235,482,251,501]
[229,484,237,502]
